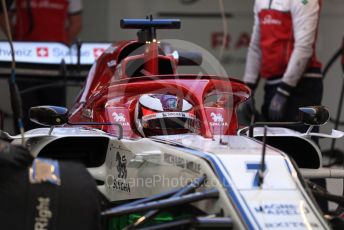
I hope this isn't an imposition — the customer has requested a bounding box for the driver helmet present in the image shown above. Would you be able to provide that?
[135,94,198,137]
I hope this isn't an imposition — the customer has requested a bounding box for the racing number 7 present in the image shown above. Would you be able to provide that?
[246,163,267,188]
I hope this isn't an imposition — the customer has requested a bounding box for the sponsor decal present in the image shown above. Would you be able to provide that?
[93,48,105,58]
[36,47,49,57]
[264,222,319,228]
[112,112,130,126]
[253,203,321,229]
[186,160,201,174]
[262,15,282,25]
[107,60,117,68]
[210,112,223,122]
[142,112,195,121]
[112,178,130,193]
[112,152,130,193]
[164,153,185,169]
[165,112,189,117]
[164,153,201,174]
[112,112,125,122]
[0,47,33,57]
[209,112,228,126]
[143,114,158,120]
[0,42,111,63]
[35,197,52,230]
[254,203,309,216]
[52,47,91,58]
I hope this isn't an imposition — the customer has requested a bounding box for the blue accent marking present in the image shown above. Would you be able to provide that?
[175,146,258,230]
[238,192,264,229]
[240,188,296,191]
[283,158,292,173]
[246,163,261,187]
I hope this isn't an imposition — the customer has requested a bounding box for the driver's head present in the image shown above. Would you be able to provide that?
[135,94,198,137]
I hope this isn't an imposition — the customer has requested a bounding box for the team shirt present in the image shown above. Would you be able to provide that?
[12,0,82,44]
[244,0,322,87]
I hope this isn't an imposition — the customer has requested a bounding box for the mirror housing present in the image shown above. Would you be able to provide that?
[299,106,329,126]
[29,106,69,126]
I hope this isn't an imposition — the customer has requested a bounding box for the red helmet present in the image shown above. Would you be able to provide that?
[135,94,198,137]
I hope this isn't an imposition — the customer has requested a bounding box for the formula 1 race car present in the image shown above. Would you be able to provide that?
[3,18,344,229]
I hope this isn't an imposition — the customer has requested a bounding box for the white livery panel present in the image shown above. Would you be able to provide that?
[11,128,330,229]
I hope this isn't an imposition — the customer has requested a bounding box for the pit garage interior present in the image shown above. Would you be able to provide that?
[0,0,344,229]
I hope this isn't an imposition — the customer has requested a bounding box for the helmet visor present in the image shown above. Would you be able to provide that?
[142,114,198,136]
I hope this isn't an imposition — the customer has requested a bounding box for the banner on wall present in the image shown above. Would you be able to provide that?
[0,41,111,65]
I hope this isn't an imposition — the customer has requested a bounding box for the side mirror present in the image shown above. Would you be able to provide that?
[29,106,69,126]
[299,106,329,126]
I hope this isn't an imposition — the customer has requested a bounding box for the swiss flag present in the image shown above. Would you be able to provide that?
[36,47,49,57]
[93,48,105,59]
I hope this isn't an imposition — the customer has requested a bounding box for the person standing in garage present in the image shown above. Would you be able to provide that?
[243,0,323,128]
[0,0,83,131]
[1,0,82,44]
